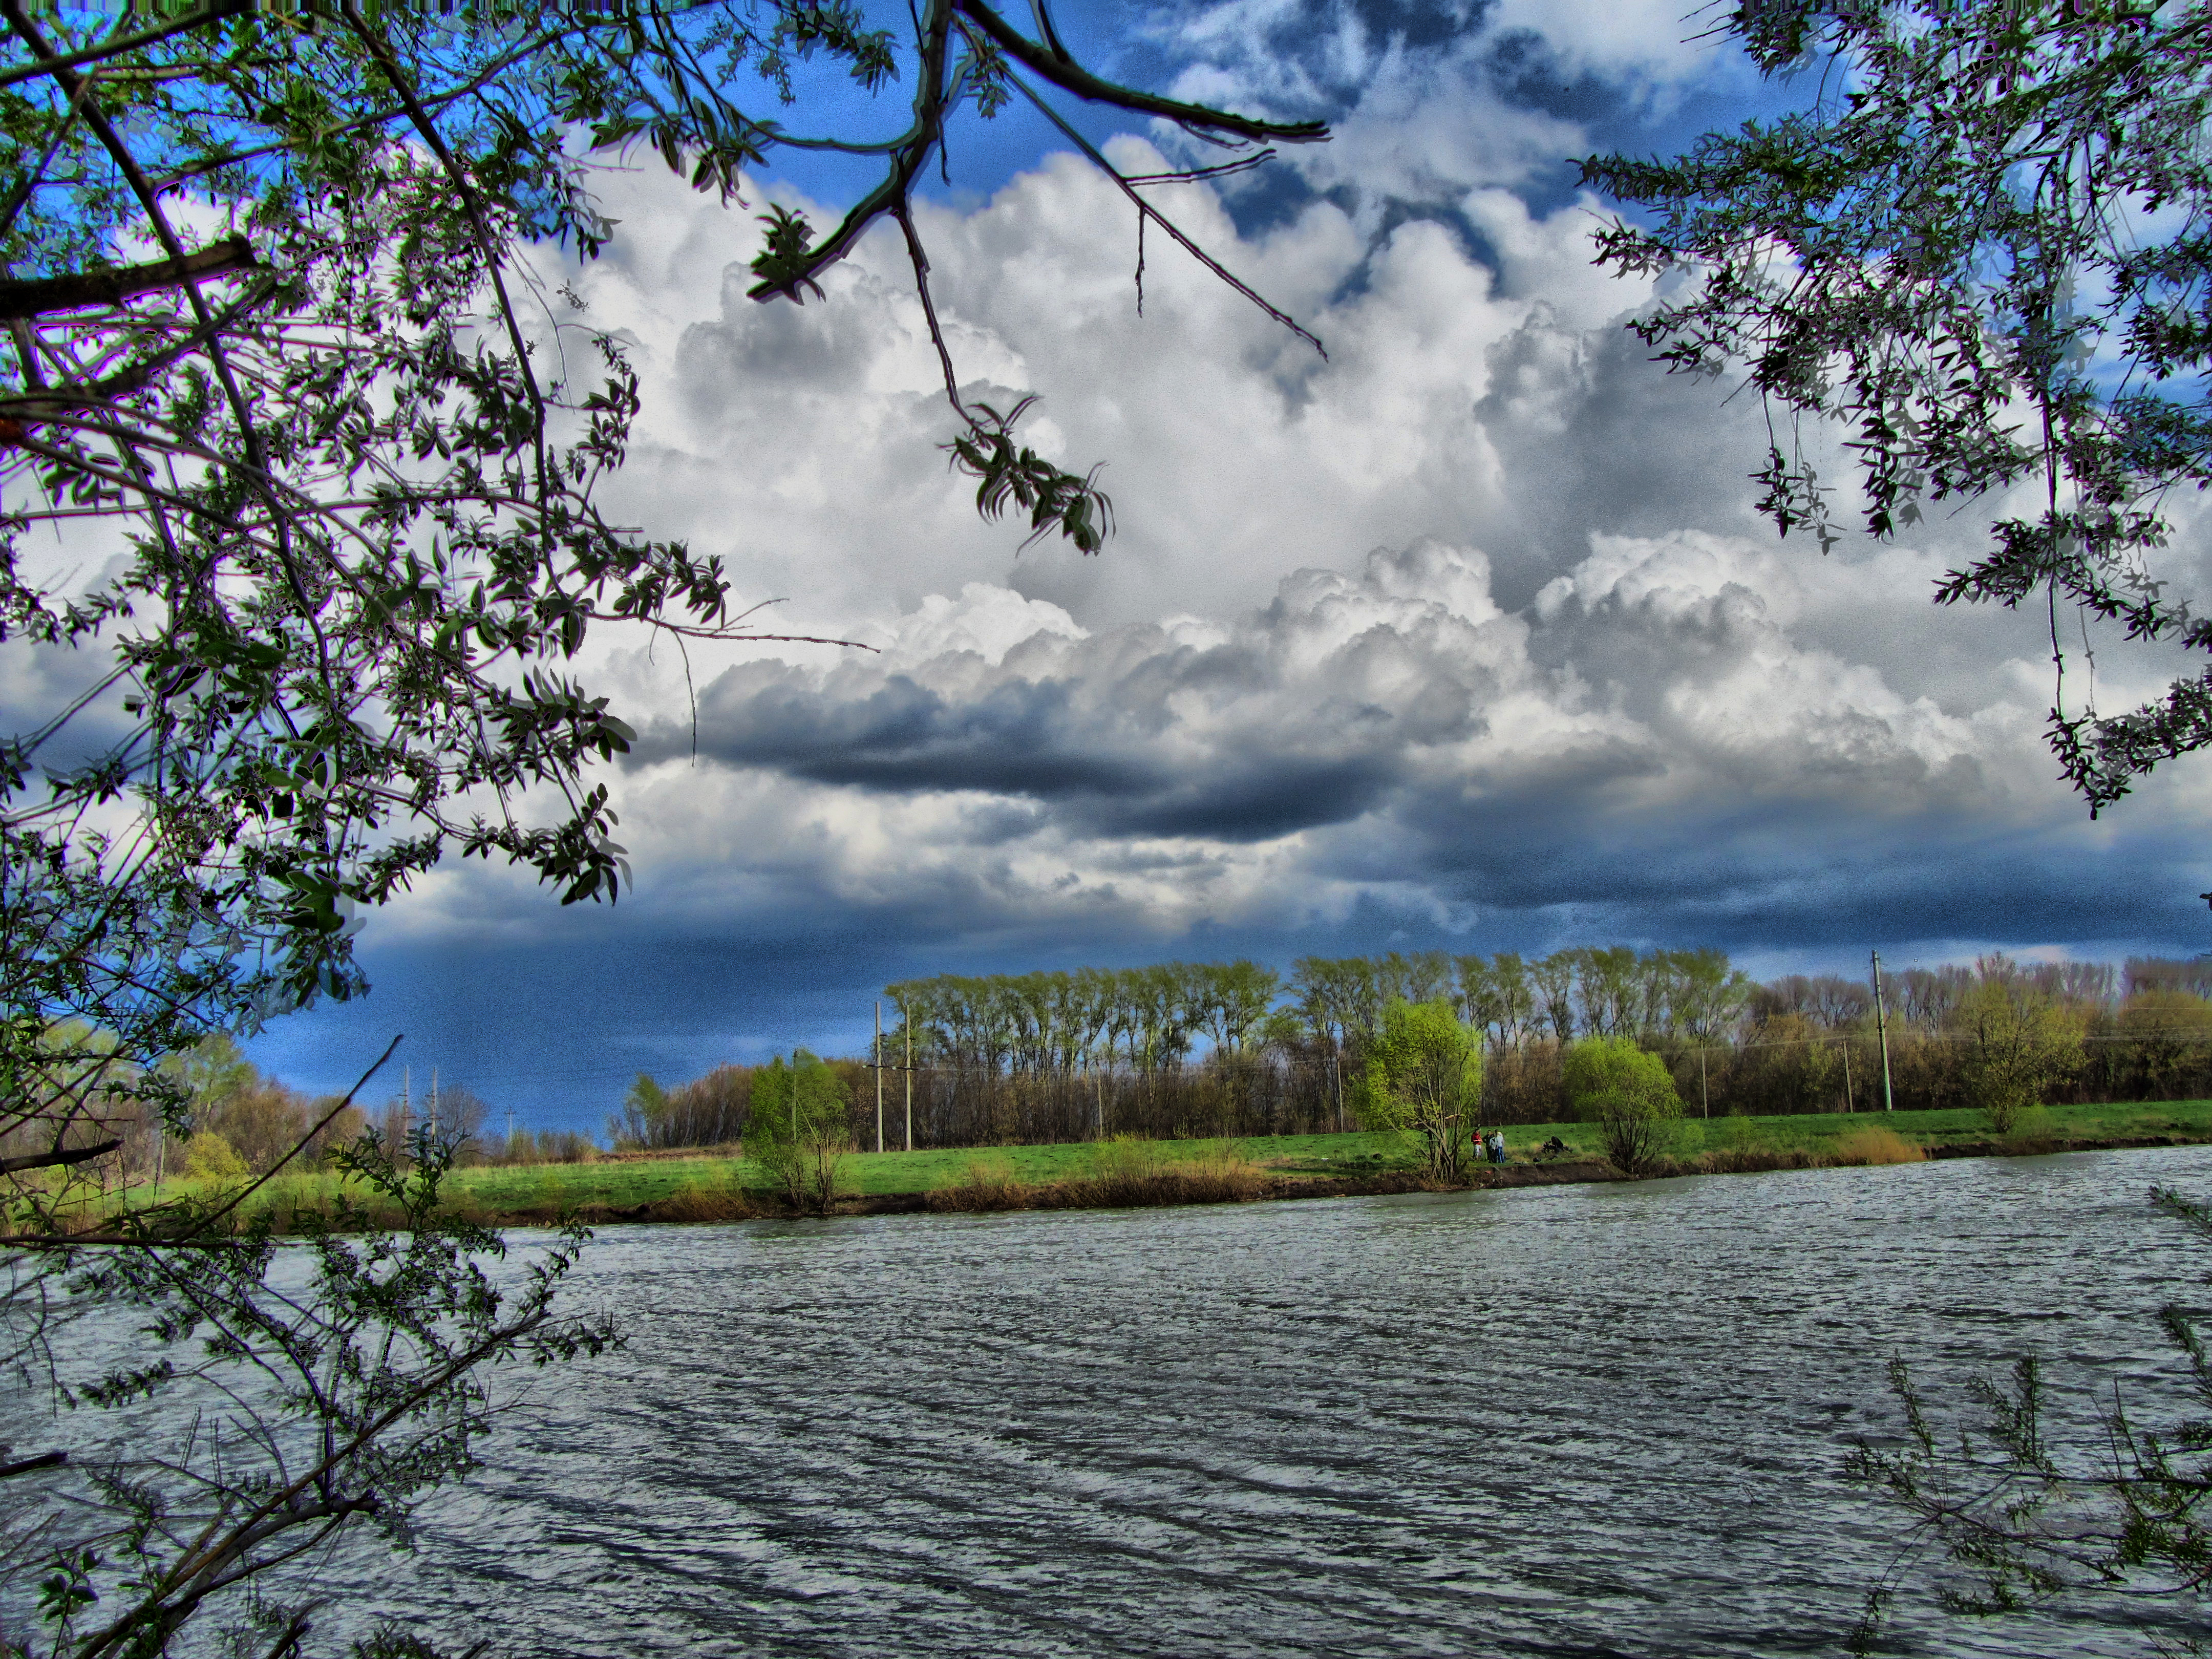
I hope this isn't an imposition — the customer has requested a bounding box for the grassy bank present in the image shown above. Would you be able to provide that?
[101,1095,2212,1232]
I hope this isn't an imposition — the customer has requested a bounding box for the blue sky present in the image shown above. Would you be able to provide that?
[232,0,2209,1130]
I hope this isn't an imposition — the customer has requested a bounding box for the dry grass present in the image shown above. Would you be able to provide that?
[649,1175,758,1223]
[1829,1126,1928,1166]
[926,1154,1028,1213]
[925,1140,1270,1214]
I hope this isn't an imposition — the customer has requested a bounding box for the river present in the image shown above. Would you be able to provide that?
[32,1146,2212,1655]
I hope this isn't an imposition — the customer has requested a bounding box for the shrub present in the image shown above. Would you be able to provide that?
[1958,980,2086,1133]
[1563,1037,1682,1177]
[747,1050,853,1215]
[181,1131,247,1183]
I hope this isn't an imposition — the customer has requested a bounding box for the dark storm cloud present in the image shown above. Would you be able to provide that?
[639,541,1520,843]
[617,530,2097,953]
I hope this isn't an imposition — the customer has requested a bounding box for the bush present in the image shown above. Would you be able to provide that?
[747,1050,853,1215]
[1959,980,2086,1133]
[181,1130,248,1183]
[1563,1037,1682,1177]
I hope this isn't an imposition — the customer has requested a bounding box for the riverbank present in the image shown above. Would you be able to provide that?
[120,1096,2212,1230]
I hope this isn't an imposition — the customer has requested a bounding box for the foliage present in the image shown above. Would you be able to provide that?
[1738,1011,1846,1114]
[1355,998,1481,1179]
[746,1049,852,1215]
[1958,977,2087,1133]
[607,1071,671,1151]
[1847,1185,2212,1656]
[2118,991,2212,1098]
[3,1117,617,1659]
[0,0,1329,1223]
[608,1065,750,1152]
[1582,0,2212,813]
[165,1036,256,1120]
[857,947,2212,1140]
[1562,1036,1682,1176]
[177,1128,245,1183]
[0,5,1334,1652]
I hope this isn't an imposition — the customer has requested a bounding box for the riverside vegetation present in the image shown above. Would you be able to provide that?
[591,948,2212,1160]
[18,948,2212,1230]
[44,1097,2212,1232]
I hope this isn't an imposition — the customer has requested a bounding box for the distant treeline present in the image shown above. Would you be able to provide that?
[605,951,2212,1152]
[0,1031,610,1193]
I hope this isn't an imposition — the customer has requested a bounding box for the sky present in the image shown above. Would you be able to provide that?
[220,0,2207,1127]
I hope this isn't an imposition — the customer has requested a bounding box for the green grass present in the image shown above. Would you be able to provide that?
[128,1098,2212,1226]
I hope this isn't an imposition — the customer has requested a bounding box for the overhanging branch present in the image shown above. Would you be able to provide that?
[0,237,258,319]
[0,1136,121,1174]
[952,0,1328,146]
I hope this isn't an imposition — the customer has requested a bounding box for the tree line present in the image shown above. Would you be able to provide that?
[599,950,2212,1153]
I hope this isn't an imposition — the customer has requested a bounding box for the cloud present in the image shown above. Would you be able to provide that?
[464,106,2202,971]
[591,533,2069,953]
[233,12,2212,1110]
[1151,0,1759,220]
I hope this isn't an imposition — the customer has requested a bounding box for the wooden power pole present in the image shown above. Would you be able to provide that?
[1871,949,1896,1112]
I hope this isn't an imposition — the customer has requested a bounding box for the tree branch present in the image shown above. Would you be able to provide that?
[0,1136,120,1175]
[0,238,258,320]
[0,0,252,90]
[952,0,1328,146]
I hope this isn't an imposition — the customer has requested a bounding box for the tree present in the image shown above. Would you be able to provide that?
[1196,961,1283,1056]
[2120,990,2212,1100]
[1529,952,1580,1044]
[1846,1185,2212,1656]
[1356,998,1482,1180]
[10,1126,615,1659]
[3,3,1332,1651]
[167,1036,257,1127]
[1955,975,2086,1133]
[746,1049,853,1215]
[2,0,1329,1186]
[1562,1035,1682,1177]
[608,1072,672,1151]
[1582,0,2212,814]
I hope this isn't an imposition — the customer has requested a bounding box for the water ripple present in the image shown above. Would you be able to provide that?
[58,1148,2212,1655]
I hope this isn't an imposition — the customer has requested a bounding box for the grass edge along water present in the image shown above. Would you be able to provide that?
[63,1097,2212,1231]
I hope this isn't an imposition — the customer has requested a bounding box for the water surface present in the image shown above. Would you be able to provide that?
[62,1148,2212,1654]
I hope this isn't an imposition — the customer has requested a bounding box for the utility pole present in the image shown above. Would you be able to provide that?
[904,1012,914,1152]
[429,1067,439,1138]
[875,1000,884,1155]
[1699,1046,1709,1118]
[1871,949,1895,1112]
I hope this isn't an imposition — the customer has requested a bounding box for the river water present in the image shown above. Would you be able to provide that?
[31,1147,2212,1655]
